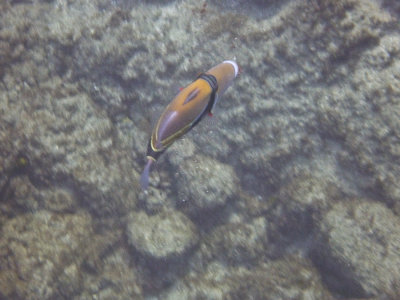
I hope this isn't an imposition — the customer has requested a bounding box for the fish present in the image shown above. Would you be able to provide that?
[140,60,239,190]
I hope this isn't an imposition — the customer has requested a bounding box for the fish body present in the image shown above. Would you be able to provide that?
[141,60,239,189]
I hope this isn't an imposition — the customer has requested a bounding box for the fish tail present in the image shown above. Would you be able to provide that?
[140,158,154,190]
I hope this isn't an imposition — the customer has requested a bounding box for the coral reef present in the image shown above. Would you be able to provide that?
[126,209,198,259]
[0,0,399,298]
[0,211,93,299]
[161,256,331,299]
[312,199,400,297]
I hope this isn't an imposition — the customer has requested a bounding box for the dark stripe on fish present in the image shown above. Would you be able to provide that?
[183,88,200,105]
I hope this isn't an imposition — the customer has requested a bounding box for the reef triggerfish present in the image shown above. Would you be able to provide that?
[140,60,239,190]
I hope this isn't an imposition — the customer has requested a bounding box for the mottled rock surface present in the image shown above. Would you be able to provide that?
[312,199,400,298]
[174,154,239,214]
[6,175,79,213]
[0,211,93,299]
[163,256,332,299]
[77,246,143,300]
[0,0,399,298]
[126,209,199,259]
[198,217,269,265]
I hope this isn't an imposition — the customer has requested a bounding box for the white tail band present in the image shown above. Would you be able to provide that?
[223,60,239,77]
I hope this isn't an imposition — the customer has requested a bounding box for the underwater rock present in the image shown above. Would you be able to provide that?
[1,1,140,216]
[265,174,342,254]
[57,263,81,298]
[174,154,238,214]
[278,175,341,217]
[0,211,93,299]
[233,0,400,207]
[1,0,399,298]
[78,246,143,300]
[7,175,78,213]
[162,255,332,299]
[198,217,268,265]
[315,30,400,213]
[138,184,172,213]
[312,199,400,298]
[126,209,199,259]
[1,79,138,217]
[304,3,400,213]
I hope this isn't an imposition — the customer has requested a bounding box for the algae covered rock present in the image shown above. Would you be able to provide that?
[126,209,199,259]
[312,199,400,298]
[163,256,332,299]
[267,174,342,250]
[174,154,239,214]
[1,0,399,298]
[78,246,143,300]
[199,217,268,265]
[7,175,78,213]
[1,79,138,216]
[0,211,93,299]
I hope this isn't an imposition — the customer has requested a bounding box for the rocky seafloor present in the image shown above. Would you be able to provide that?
[0,0,399,299]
